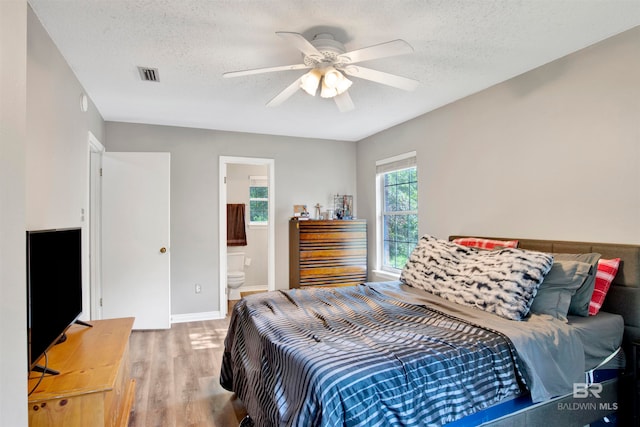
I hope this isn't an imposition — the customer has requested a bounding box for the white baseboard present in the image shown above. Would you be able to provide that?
[171,311,224,323]
[172,286,270,324]
[242,285,267,292]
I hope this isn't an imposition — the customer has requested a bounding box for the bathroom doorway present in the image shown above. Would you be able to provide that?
[219,156,275,317]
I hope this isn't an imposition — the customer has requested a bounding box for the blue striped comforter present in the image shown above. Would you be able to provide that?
[221,283,525,426]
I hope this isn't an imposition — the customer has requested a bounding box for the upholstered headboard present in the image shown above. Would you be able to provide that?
[449,236,640,351]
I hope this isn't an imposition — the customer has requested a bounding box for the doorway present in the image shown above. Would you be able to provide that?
[88,131,104,320]
[219,156,275,317]
[87,136,172,329]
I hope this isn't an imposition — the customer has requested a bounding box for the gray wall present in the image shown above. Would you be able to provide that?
[26,4,106,320]
[105,122,357,316]
[1,5,106,424]
[357,26,640,278]
[27,5,105,230]
[1,2,28,425]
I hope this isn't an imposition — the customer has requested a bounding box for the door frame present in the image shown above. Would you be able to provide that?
[219,156,275,317]
[87,131,104,320]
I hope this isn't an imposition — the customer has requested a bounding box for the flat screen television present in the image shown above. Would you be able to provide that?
[27,227,85,374]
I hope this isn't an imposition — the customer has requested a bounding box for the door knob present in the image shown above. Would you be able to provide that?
[160,247,167,253]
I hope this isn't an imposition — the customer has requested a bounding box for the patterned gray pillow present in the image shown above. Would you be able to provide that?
[400,235,554,320]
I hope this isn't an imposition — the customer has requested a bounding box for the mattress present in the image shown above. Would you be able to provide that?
[222,283,525,426]
[221,281,625,426]
[375,281,625,426]
[371,281,624,402]
[567,311,625,371]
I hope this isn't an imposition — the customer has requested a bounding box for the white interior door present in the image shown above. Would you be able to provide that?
[89,149,103,320]
[101,152,171,329]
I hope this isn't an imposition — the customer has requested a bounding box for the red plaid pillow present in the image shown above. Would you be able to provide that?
[589,258,620,315]
[452,237,519,250]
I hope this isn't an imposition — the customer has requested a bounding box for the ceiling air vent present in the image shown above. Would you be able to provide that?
[138,66,159,82]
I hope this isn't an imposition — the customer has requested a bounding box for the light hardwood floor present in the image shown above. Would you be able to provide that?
[128,318,247,427]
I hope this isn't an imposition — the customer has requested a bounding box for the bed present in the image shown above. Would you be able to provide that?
[221,235,640,426]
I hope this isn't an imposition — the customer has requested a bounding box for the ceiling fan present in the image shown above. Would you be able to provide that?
[223,32,419,112]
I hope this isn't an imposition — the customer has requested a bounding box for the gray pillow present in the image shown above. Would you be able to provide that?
[530,260,592,321]
[552,253,601,317]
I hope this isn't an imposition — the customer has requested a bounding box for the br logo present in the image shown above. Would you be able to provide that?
[573,383,602,399]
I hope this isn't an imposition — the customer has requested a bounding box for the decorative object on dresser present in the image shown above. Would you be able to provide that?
[333,194,353,219]
[289,219,367,288]
[292,204,309,219]
[28,317,136,427]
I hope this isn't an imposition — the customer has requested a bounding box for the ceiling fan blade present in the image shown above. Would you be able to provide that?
[342,66,419,91]
[276,32,324,61]
[266,77,303,107]
[337,39,414,64]
[223,63,310,78]
[334,92,355,112]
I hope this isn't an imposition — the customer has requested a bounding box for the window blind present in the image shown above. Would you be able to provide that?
[376,152,416,174]
[249,175,268,187]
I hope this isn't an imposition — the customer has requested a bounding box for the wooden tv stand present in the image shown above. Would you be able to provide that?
[28,317,136,427]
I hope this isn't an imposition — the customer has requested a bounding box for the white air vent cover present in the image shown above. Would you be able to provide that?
[138,66,159,82]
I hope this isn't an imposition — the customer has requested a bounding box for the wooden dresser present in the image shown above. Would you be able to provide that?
[28,317,135,427]
[289,219,367,288]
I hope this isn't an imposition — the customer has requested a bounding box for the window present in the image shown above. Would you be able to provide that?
[249,176,268,225]
[377,153,418,273]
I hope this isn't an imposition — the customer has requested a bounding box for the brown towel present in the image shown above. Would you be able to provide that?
[227,204,247,246]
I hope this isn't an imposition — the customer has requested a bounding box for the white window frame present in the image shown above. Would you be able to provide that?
[375,151,418,276]
[248,175,268,227]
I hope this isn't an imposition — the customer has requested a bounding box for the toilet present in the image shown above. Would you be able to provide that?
[227,252,245,300]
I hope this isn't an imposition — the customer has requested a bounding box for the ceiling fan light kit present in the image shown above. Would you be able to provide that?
[300,68,322,96]
[323,68,341,87]
[299,65,353,99]
[223,31,418,111]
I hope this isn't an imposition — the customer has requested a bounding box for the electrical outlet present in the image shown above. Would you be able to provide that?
[195,284,202,294]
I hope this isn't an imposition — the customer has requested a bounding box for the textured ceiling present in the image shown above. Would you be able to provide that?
[28,0,640,141]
